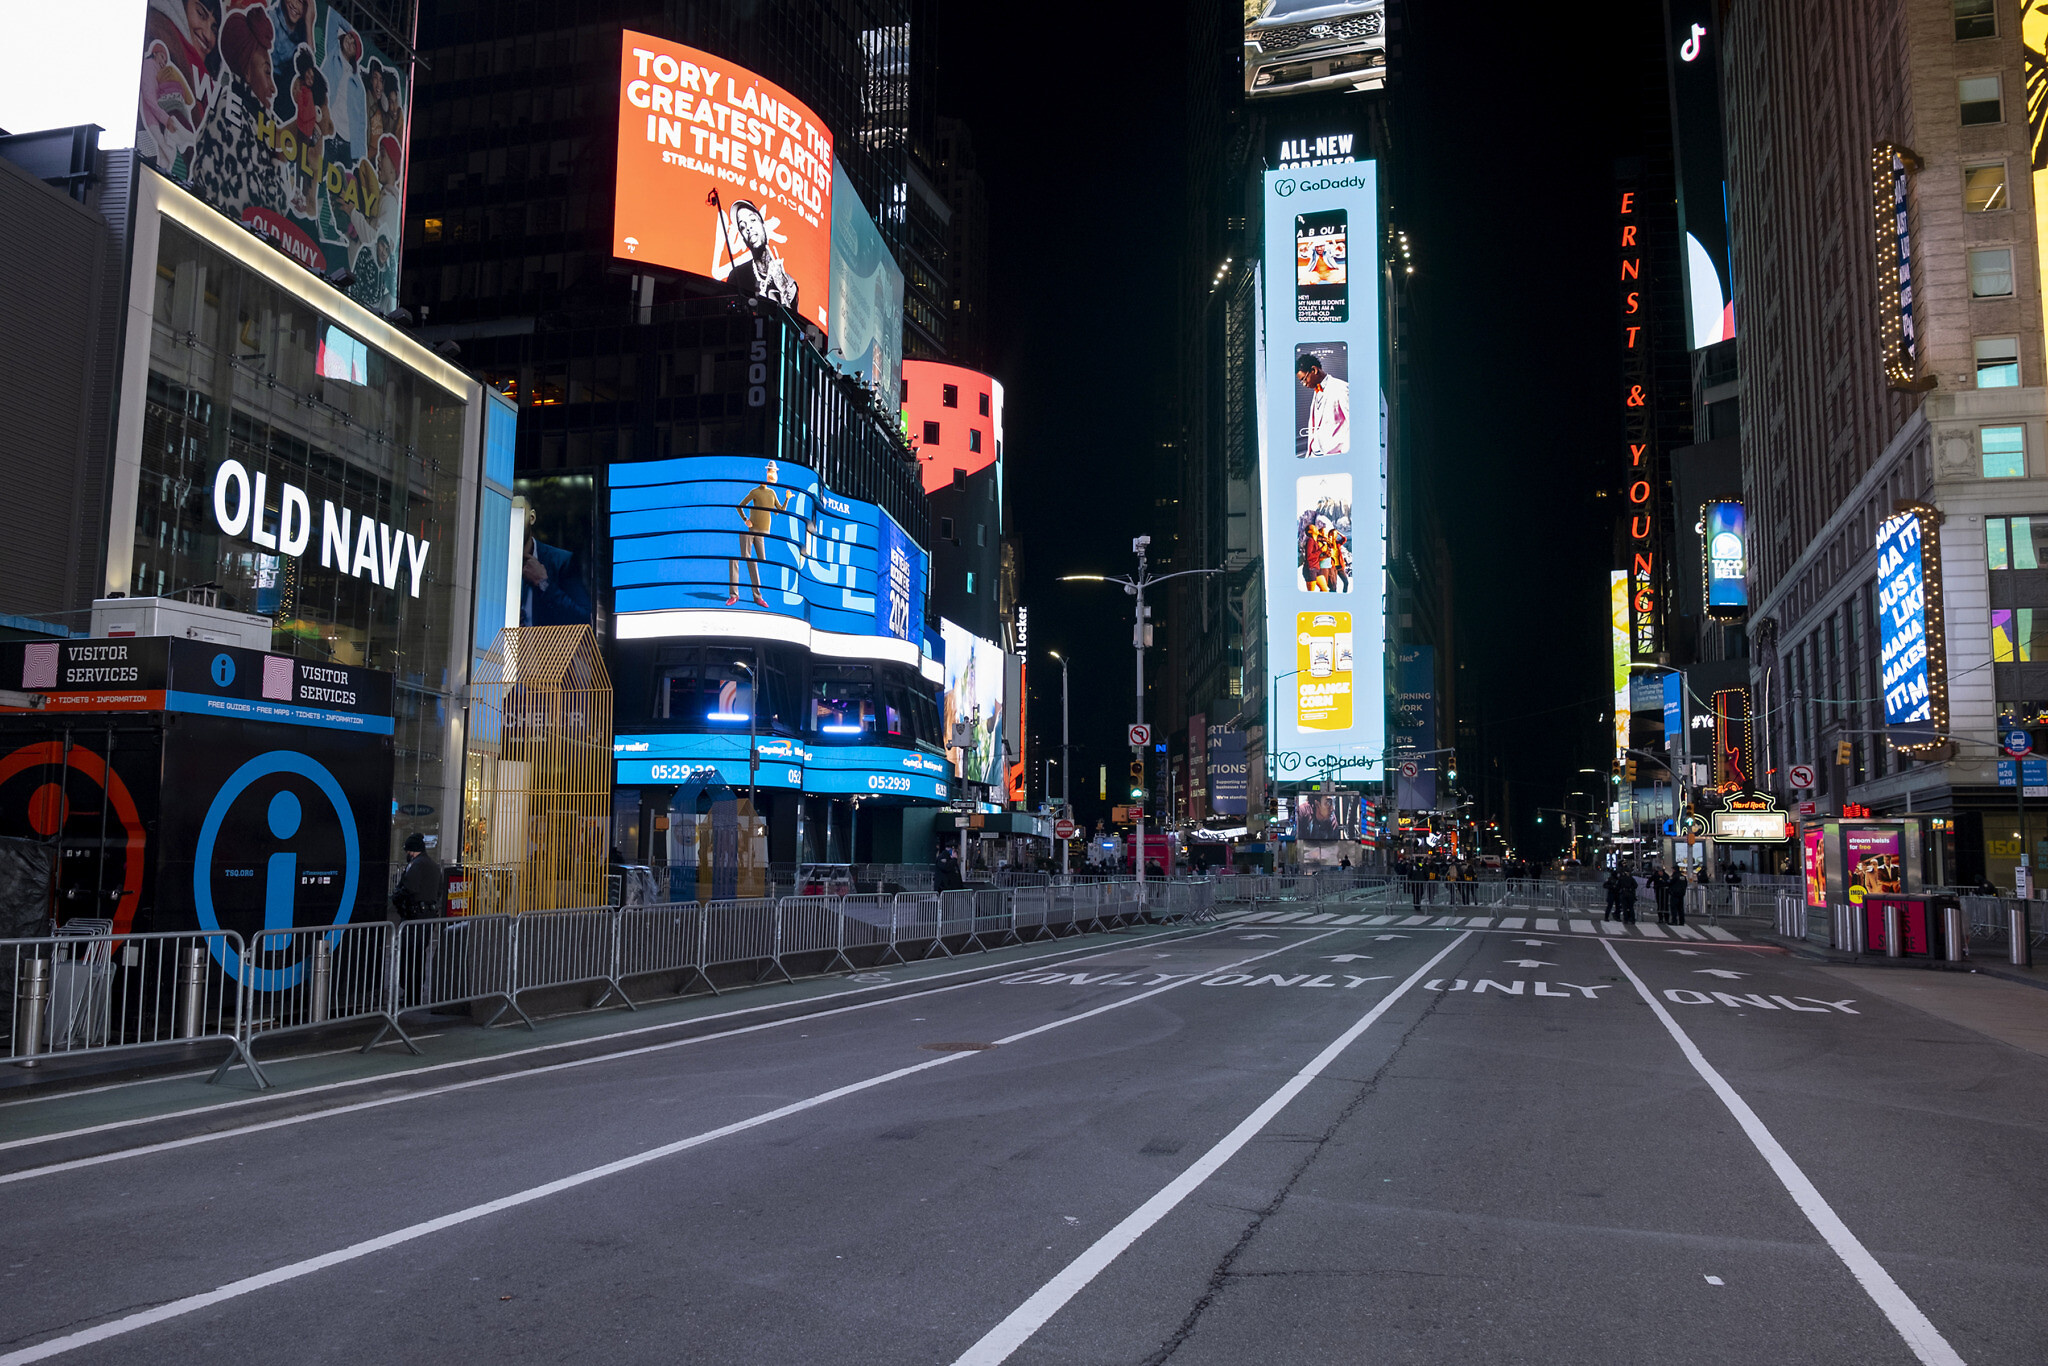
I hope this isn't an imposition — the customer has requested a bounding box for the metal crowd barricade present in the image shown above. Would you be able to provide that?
[835,894,894,966]
[968,888,1012,950]
[617,901,713,995]
[703,898,786,982]
[1010,886,1051,940]
[933,889,978,956]
[885,892,938,963]
[778,895,852,972]
[239,920,420,1083]
[401,912,525,1028]
[510,906,629,1015]
[6,928,259,1082]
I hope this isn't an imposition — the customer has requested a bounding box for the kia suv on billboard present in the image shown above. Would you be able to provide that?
[1244,0,1388,99]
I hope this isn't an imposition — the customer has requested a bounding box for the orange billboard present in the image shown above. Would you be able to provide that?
[614,32,835,330]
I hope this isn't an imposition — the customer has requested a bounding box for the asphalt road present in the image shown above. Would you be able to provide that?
[1,914,2043,1365]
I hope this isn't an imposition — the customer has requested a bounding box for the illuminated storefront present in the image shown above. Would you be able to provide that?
[107,170,487,863]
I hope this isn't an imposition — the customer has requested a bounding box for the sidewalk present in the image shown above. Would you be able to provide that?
[1755,930,2048,993]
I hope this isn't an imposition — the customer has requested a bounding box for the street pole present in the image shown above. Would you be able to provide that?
[733,656,760,847]
[1134,538,1148,901]
[1049,651,1071,878]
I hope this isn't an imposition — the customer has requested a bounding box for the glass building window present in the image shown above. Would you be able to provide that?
[1983,424,2027,478]
[968,428,982,453]
[810,668,877,736]
[941,383,958,408]
[1988,516,2045,570]
[966,571,976,594]
[922,420,940,445]
[1964,162,2009,212]
[978,392,990,416]
[1977,337,2021,387]
[1970,247,2015,297]
[1960,75,2003,124]
[1955,0,1996,40]
[1993,609,2043,662]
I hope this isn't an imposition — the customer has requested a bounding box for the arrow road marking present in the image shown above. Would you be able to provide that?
[1695,968,1747,980]
[1667,949,1704,956]
[1237,934,1279,941]
[1324,954,1373,963]
[1373,935,1410,942]
[1513,939,1552,947]
[1502,959,1555,968]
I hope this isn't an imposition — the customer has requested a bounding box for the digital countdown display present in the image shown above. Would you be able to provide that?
[1260,164,1384,786]
[614,32,834,330]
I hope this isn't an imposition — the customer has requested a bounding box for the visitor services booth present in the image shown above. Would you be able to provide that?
[0,638,394,966]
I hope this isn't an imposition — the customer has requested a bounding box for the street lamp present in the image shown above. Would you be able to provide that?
[1060,537,1223,900]
[730,656,761,849]
[1047,648,1072,877]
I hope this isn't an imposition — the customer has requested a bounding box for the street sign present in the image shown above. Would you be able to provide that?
[1996,758,2048,794]
[1128,724,1151,747]
[1054,818,1077,839]
[1797,800,1817,816]
[1787,764,1816,790]
[2006,730,2034,756]
[1399,760,1420,780]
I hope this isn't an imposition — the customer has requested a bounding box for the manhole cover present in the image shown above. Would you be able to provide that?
[920,1041,997,1052]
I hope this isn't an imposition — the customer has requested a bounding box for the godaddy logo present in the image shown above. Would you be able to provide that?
[1290,175,1369,194]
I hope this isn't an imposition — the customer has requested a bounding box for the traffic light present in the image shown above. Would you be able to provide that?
[1129,758,1145,783]
[1835,739,1853,765]
[1624,759,1637,784]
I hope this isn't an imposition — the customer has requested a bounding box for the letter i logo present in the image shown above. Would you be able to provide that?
[265,790,302,931]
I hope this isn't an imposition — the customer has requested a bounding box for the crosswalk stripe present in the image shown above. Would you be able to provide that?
[1637,924,1669,938]
[1599,921,1626,935]
[1465,917,1494,928]
[1433,915,1463,926]
[1498,917,1525,929]
[1332,915,1367,925]
[1298,914,1337,924]
[1571,920,1597,934]
[1399,915,1433,926]
[1366,915,1399,926]
[1671,925,1705,939]
[1703,926,1739,941]
[1536,918,1560,932]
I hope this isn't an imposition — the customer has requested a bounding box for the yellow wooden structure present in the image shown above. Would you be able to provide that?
[464,625,614,912]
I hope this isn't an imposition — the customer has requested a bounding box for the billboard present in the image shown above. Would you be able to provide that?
[940,618,1005,788]
[1391,645,1435,811]
[902,360,1004,494]
[135,0,409,316]
[1664,0,1735,348]
[1261,164,1383,787]
[828,164,905,404]
[613,733,947,801]
[609,457,928,667]
[1611,571,1630,756]
[1207,723,1249,816]
[1876,510,1941,743]
[1704,501,1747,613]
[1244,2,1387,99]
[614,32,834,330]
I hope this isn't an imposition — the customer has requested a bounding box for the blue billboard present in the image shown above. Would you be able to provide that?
[613,732,948,801]
[1704,501,1747,612]
[1876,511,1933,731]
[1260,163,1384,786]
[609,457,927,666]
[1390,645,1435,810]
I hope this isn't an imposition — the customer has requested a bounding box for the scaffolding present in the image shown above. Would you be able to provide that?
[464,625,613,913]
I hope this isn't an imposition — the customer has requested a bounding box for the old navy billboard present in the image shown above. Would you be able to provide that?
[1260,163,1384,786]
[609,456,928,668]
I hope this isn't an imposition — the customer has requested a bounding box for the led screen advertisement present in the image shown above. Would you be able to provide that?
[1611,571,1630,756]
[612,733,948,801]
[1703,501,1747,613]
[1244,1,1387,100]
[136,0,409,316]
[828,164,905,403]
[940,618,1005,788]
[609,457,927,667]
[1876,510,1941,742]
[1261,164,1383,786]
[614,32,834,330]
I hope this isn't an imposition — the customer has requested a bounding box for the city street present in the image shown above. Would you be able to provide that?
[2,914,2043,1365]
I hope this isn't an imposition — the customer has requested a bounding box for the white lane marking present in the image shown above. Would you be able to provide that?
[1536,919,1560,932]
[0,923,1247,1163]
[1574,921,1599,934]
[1498,918,1526,929]
[1703,927,1740,942]
[1599,939,1963,1366]
[0,932,1355,1364]
[1671,926,1706,940]
[1598,921,1625,936]
[947,932,1475,1366]
[1637,924,1668,938]
[1705,1275,1724,1286]
[1331,916,1366,925]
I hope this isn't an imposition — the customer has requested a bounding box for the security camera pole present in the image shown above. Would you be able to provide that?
[1062,538,1221,904]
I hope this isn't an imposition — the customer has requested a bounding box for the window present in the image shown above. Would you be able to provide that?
[978,392,990,416]
[1989,516,2044,569]
[939,516,954,540]
[942,383,959,408]
[1960,75,2003,124]
[1955,0,1996,40]
[1977,337,2021,387]
[1970,247,2015,297]
[900,379,909,401]
[951,467,966,489]
[966,571,976,594]
[653,646,698,719]
[810,668,877,736]
[976,523,986,547]
[1983,424,2027,478]
[968,428,983,453]
[922,420,940,445]
[1993,609,2044,662]
[1964,161,2009,212]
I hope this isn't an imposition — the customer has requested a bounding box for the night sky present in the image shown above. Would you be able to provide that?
[937,3,1652,855]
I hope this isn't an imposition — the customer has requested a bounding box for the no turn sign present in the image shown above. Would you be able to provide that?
[1788,764,1816,790]
[1128,724,1151,747]
[1399,760,1420,780]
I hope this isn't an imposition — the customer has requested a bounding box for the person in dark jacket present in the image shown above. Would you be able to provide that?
[1618,872,1638,925]
[390,833,443,1007]
[1604,868,1623,921]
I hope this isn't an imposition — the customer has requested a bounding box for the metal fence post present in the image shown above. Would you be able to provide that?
[1942,902,1967,962]
[1883,902,1903,959]
[2011,903,2033,968]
